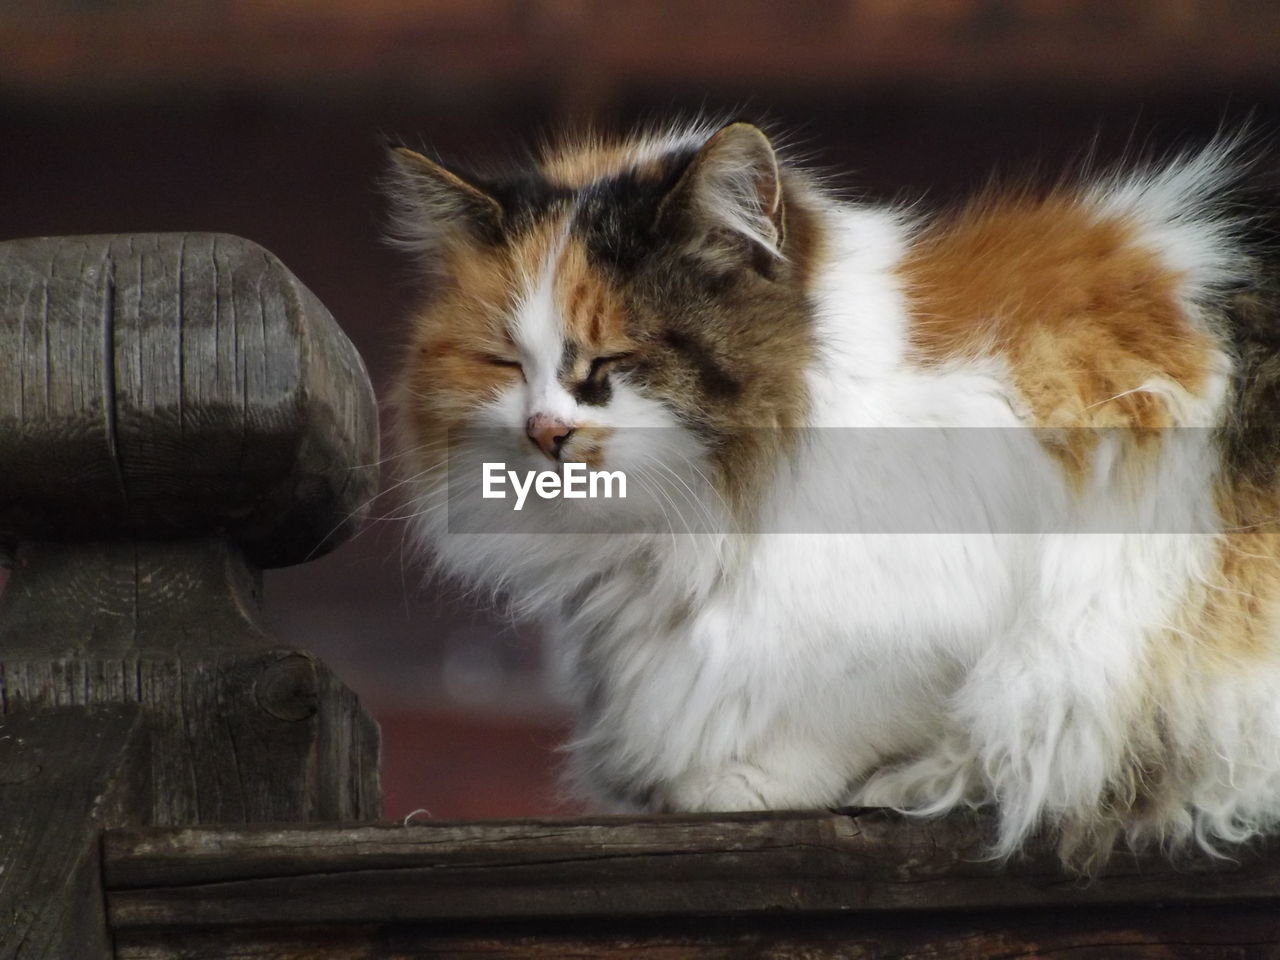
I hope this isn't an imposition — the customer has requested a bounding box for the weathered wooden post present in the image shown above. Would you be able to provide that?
[0,233,382,958]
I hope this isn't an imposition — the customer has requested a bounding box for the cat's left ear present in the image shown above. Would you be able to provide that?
[383,143,505,264]
[656,122,785,271]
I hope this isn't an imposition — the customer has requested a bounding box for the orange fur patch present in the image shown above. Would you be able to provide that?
[554,241,635,370]
[1199,481,1280,665]
[540,140,668,189]
[901,193,1218,482]
[903,194,1214,425]
[399,252,515,424]
[392,218,568,460]
[563,424,615,471]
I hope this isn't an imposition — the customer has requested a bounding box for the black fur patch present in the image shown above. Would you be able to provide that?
[558,339,581,375]
[472,170,575,237]
[1219,176,1280,487]
[574,149,699,273]
[572,374,613,407]
[563,341,617,406]
[661,327,742,400]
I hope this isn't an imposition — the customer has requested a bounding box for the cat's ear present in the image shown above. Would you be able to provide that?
[383,144,504,260]
[656,122,785,271]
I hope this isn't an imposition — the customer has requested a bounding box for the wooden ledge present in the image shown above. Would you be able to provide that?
[104,809,1280,927]
[101,811,1280,957]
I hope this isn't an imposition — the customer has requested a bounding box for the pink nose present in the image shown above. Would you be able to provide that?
[526,414,575,461]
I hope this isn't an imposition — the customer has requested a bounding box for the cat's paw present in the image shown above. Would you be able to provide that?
[659,763,811,812]
[851,740,981,814]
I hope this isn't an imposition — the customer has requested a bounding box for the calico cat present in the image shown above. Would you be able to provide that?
[385,120,1280,867]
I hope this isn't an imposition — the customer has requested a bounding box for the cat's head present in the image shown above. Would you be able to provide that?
[386,121,822,541]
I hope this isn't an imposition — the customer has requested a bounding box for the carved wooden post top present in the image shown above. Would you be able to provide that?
[0,232,379,568]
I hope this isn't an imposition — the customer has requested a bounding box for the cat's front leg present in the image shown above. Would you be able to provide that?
[651,736,866,813]
[568,711,869,815]
[656,764,819,812]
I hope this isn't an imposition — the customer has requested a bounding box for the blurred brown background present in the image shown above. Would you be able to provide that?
[2,0,1279,820]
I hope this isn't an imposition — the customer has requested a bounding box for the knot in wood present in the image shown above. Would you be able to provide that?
[255,653,320,722]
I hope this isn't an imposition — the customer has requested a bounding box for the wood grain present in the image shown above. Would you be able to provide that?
[104,809,1280,923]
[0,232,383,956]
[0,538,268,658]
[2,648,380,828]
[0,232,378,568]
[0,704,146,960]
[0,230,383,822]
[112,908,1280,960]
[102,810,1280,958]
[0,231,383,824]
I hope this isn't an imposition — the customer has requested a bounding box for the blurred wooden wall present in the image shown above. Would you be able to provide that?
[5,0,1280,107]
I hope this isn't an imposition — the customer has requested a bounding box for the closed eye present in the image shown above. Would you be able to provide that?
[588,352,634,380]
[480,353,523,370]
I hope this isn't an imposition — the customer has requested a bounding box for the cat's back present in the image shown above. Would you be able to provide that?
[894,147,1260,436]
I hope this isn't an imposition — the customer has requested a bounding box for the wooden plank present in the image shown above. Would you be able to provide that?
[113,907,1280,960]
[0,704,146,960]
[103,810,1280,930]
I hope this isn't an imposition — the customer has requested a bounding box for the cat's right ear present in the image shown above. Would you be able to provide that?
[654,123,785,274]
[383,144,504,260]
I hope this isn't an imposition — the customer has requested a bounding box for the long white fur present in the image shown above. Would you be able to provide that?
[406,131,1280,863]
